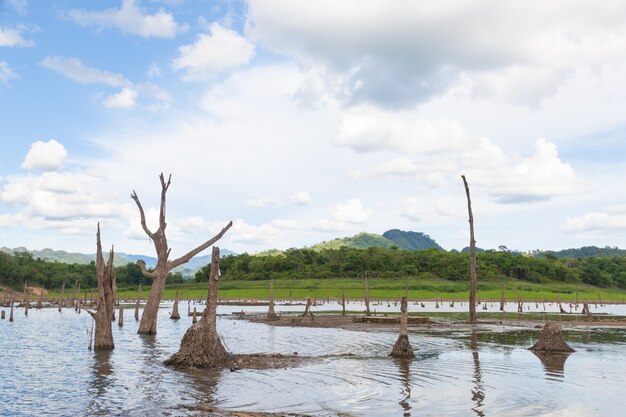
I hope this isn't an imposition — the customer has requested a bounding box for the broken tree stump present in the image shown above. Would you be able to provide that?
[390,296,414,358]
[165,246,230,368]
[266,279,278,321]
[529,323,575,353]
[301,297,314,318]
[171,290,181,320]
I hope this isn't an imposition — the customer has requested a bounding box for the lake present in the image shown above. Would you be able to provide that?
[1,301,625,416]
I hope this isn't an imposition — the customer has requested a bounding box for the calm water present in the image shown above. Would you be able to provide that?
[1,301,625,417]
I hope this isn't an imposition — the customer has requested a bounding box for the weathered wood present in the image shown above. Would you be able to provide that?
[118,306,124,327]
[170,290,181,320]
[341,289,346,316]
[529,323,575,353]
[500,285,506,311]
[132,173,232,335]
[134,284,141,321]
[165,247,230,367]
[88,223,116,350]
[301,297,313,317]
[390,296,415,358]
[462,175,478,324]
[266,279,278,321]
[364,273,371,316]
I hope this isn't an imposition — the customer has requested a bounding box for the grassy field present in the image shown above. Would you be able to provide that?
[49,278,626,303]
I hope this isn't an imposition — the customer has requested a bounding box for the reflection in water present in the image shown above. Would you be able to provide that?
[470,327,485,417]
[88,350,114,416]
[393,358,412,416]
[532,351,571,380]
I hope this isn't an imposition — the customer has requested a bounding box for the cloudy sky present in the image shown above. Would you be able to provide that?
[1,0,626,256]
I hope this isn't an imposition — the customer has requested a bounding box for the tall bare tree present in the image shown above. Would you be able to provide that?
[131,173,232,334]
[461,175,478,324]
[86,224,116,350]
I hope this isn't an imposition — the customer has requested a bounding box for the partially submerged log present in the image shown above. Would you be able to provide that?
[529,323,575,353]
[165,247,230,368]
[390,296,414,358]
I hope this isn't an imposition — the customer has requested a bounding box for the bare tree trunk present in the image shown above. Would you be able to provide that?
[86,224,116,350]
[267,279,278,321]
[1,310,4,319]
[171,290,181,320]
[118,306,124,327]
[341,289,346,316]
[500,285,506,311]
[132,173,232,335]
[134,284,141,321]
[364,272,371,316]
[462,175,478,324]
[10,300,14,322]
[390,296,414,358]
[165,247,230,367]
[301,297,313,317]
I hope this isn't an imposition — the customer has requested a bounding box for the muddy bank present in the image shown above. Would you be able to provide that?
[240,313,626,332]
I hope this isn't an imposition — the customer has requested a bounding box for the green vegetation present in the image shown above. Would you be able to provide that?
[382,229,444,251]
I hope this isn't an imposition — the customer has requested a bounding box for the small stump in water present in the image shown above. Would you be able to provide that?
[164,315,230,368]
[529,323,575,353]
[389,296,415,358]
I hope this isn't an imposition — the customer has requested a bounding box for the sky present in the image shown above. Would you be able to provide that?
[1,0,626,257]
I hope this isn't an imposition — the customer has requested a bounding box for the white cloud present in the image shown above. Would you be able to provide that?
[289,191,312,206]
[172,22,255,80]
[335,105,471,154]
[68,0,182,39]
[401,197,463,223]
[103,87,138,109]
[0,61,16,83]
[0,27,33,47]
[6,0,28,15]
[311,218,346,233]
[21,140,68,171]
[337,103,584,204]
[246,0,626,107]
[41,56,130,87]
[563,205,626,233]
[245,194,281,208]
[271,219,299,229]
[329,198,372,224]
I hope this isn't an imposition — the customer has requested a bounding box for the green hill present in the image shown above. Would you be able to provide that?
[382,229,444,251]
[310,232,397,251]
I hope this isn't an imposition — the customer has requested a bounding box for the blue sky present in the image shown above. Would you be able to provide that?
[1,0,626,256]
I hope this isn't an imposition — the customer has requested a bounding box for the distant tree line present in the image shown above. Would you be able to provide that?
[194,247,626,289]
[0,251,183,290]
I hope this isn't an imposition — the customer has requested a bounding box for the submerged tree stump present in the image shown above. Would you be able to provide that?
[266,279,278,321]
[390,296,415,358]
[9,300,14,322]
[581,302,591,317]
[171,290,181,320]
[165,247,230,368]
[301,297,314,318]
[500,285,506,311]
[134,284,141,321]
[86,224,117,350]
[529,323,575,353]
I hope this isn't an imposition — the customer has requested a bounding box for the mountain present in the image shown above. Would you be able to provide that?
[534,246,626,259]
[0,247,237,277]
[382,229,444,251]
[310,230,444,252]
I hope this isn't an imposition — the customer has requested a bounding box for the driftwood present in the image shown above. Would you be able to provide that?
[131,173,232,335]
[529,323,575,353]
[165,247,230,368]
[461,175,478,324]
[390,296,414,358]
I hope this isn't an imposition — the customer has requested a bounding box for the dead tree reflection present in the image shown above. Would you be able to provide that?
[470,327,485,417]
[393,358,412,417]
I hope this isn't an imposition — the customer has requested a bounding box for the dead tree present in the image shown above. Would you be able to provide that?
[500,285,506,311]
[131,173,232,335]
[341,289,346,316]
[170,290,181,320]
[364,272,371,316]
[581,302,591,317]
[301,297,314,317]
[165,246,230,367]
[390,296,414,358]
[266,279,278,321]
[461,175,478,324]
[9,300,14,322]
[134,284,141,321]
[529,323,575,353]
[86,224,116,350]
[118,306,124,327]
